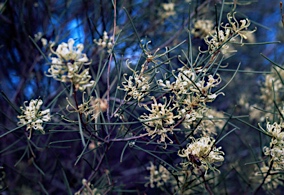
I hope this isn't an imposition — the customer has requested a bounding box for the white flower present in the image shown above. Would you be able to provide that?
[261,121,284,170]
[17,99,51,139]
[47,38,95,91]
[93,31,113,53]
[178,136,224,172]
[140,96,177,148]
[120,61,151,104]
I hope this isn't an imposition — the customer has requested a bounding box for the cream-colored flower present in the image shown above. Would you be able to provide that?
[140,96,177,148]
[261,121,284,170]
[159,3,176,19]
[226,12,256,44]
[178,136,224,172]
[253,163,283,191]
[158,66,224,131]
[120,61,151,104]
[17,99,51,139]
[204,12,256,54]
[94,31,114,53]
[75,178,102,195]
[47,38,95,91]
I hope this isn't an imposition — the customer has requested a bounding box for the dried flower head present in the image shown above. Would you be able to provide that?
[66,94,107,121]
[17,99,51,139]
[90,98,108,119]
[47,38,95,91]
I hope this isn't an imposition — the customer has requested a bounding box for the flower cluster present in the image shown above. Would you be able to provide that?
[253,163,284,191]
[158,66,224,130]
[120,61,151,104]
[260,66,284,120]
[262,121,284,170]
[93,31,113,53]
[140,97,177,148]
[250,120,284,190]
[204,12,256,54]
[178,137,224,172]
[47,38,95,91]
[145,162,171,188]
[191,19,214,38]
[17,99,51,139]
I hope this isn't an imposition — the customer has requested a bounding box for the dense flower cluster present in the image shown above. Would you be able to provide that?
[17,99,51,139]
[47,38,95,91]
[120,61,151,104]
[178,137,224,172]
[140,96,177,148]
[194,109,226,136]
[158,66,224,130]
[251,121,284,190]
[262,121,284,169]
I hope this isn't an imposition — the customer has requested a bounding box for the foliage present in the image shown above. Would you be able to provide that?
[1,0,284,194]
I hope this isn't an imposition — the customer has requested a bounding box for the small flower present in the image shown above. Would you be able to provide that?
[178,136,224,172]
[161,3,175,17]
[94,31,114,53]
[17,99,51,139]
